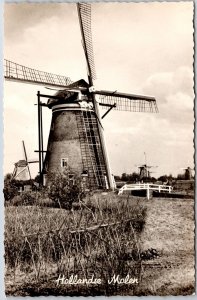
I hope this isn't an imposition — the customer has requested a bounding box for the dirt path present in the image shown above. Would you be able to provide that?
[139,198,195,295]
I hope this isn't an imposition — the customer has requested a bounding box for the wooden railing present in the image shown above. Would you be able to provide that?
[118,183,173,199]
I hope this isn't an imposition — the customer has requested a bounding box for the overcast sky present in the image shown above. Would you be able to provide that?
[4,1,194,178]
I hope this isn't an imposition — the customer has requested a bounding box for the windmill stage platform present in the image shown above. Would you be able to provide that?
[118,183,172,200]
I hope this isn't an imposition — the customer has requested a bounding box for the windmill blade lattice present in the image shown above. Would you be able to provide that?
[77,3,96,80]
[97,91,158,113]
[4,59,73,89]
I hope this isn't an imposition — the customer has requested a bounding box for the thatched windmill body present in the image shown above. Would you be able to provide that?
[12,141,38,181]
[5,3,158,190]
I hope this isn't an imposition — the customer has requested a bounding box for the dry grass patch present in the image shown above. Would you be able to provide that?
[5,193,146,296]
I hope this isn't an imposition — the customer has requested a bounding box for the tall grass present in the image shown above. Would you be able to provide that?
[5,193,146,296]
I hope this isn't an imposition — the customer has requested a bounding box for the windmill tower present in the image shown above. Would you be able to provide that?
[181,167,194,180]
[12,141,38,181]
[5,3,158,190]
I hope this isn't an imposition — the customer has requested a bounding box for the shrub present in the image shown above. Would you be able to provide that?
[9,192,38,206]
[47,169,84,209]
[3,180,18,201]
[20,191,38,205]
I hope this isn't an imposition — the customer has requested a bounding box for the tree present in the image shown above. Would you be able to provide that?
[114,175,121,181]
[177,173,185,180]
[4,173,12,181]
[157,174,174,184]
[47,169,84,209]
[121,172,140,182]
[137,175,156,183]
[121,173,128,181]
[158,175,168,183]
[129,172,140,182]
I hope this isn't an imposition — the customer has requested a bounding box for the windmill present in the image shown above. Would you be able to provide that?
[5,3,158,190]
[136,152,158,180]
[180,167,194,180]
[12,141,38,181]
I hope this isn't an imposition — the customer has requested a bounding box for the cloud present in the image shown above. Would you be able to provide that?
[143,72,173,103]
[167,92,193,112]
[142,66,194,127]
[4,3,76,42]
[172,66,194,97]
[143,66,194,100]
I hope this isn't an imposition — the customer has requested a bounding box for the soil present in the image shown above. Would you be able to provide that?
[139,198,195,295]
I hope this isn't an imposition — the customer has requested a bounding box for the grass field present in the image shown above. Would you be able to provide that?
[4,194,195,296]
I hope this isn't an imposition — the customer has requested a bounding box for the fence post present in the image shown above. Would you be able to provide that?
[147,184,150,200]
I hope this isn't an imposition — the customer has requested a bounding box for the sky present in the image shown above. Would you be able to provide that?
[4,1,194,178]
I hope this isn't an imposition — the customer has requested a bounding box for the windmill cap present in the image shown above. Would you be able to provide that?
[47,79,89,108]
[66,79,89,89]
[15,160,28,167]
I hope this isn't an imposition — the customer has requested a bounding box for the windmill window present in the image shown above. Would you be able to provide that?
[61,158,68,168]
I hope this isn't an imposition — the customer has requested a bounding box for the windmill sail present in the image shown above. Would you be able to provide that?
[77,3,114,189]
[22,140,31,180]
[4,59,72,88]
[96,90,158,113]
[77,3,96,80]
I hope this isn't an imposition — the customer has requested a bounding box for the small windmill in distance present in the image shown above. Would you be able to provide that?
[136,152,158,181]
[180,167,194,180]
[12,141,38,181]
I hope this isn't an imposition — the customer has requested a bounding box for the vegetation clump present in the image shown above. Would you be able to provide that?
[3,174,19,201]
[47,169,85,209]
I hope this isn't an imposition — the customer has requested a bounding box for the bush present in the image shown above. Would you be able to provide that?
[3,181,18,201]
[20,191,37,206]
[47,170,85,209]
[8,192,38,207]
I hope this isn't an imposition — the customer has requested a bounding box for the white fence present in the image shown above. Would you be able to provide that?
[118,183,173,199]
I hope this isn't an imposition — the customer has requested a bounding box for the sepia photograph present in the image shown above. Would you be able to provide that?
[3,1,195,296]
